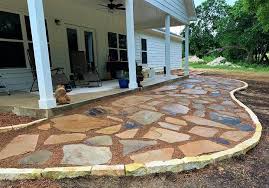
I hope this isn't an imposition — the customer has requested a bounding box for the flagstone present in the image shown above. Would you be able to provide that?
[0,135,39,160]
[97,106,119,115]
[112,96,152,107]
[144,95,166,99]
[182,115,234,130]
[44,133,86,145]
[159,98,175,102]
[237,112,249,119]
[216,111,238,118]
[52,114,116,133]
[96,124,122,135]
[210,92,221,97]
[208,104,226,111]
[181,89,207,95]
[189,126,219,138]
[209,112,241,126]
[130,148,174,163]
[153,85,178,92]
[221,101,236,106]
[182,84,195,89]
[193,110,206,117]
[116,129,139,139]
[121,106,140,115]
[237,124,255,132]
[193,103,205,110]
[165,117,188,126]
[158,122,181,131]
[19,150,52,165]
[84,136,112,146]
[119,140,157,156]
[210,138,230,145]
[192,99,211,104]
[176,98,191,106]
[124,121,139,129]
[143,127,190,143]
[107,116,124,122]
[162,104,190,115]
[129,110,164,125]
[221,131,250,142]
[62,144,112,165]
[86,107,106,116]
[178,140,228,157]
[139,105,158,111]
[146,101,163,106]
[38,123,51,131]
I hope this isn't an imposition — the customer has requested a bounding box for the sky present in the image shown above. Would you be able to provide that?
[194,0,236,6]
[171,0,237,34]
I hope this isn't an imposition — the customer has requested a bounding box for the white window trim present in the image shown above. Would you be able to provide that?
[108,32,127,62]
[0,8,51,70]
[141,38,148,65]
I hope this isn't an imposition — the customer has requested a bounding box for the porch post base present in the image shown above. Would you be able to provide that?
[39,98,57,109]
[129,82,138,89]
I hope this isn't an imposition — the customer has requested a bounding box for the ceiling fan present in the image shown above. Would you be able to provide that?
[98,0,126,11]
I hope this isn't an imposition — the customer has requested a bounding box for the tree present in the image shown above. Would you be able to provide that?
[218,0,269,63]
[189,0,269,64]
[188,0,230,57]
[243,0,269,32]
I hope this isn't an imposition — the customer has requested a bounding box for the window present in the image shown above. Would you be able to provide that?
[108,32,128,61]
[0,11,51,69]
[108,32,117,48]
[0,11,26,68]
[25,16,51,65]
[141,38,147,64]
[24,16,49,41]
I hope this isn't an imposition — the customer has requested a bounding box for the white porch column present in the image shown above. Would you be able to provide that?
[125,0,138,89]
[165,14,171,77]
[184,25,190,76]
[27,0,56,109]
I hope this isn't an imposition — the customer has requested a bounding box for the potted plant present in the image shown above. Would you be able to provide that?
[118,71,129,89]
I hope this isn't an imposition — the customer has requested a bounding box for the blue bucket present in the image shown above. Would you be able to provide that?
[118,79,129,88]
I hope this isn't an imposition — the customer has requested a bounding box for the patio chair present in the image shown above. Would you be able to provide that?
[27,49,71,92]
[71,51,102,87]
[0,74,10,95]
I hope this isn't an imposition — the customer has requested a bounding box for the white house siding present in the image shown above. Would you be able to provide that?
[135,32,182,72]
[145,0,189,24]
[0,0,126,91]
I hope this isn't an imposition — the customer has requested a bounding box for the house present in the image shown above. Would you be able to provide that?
[135,29,184,73]
[0,0,196,109]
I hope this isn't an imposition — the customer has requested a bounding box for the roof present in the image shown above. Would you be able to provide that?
[184,0,197,21]
[137,29,184,42]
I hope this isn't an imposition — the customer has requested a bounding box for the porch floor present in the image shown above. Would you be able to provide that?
[0,75,180,109]
[0,75,257,170]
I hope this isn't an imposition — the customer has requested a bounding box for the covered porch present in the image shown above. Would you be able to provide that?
[0,0,195,110]
[0,74,195,119]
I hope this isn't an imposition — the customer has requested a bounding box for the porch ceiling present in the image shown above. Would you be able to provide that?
[72,0,185,29]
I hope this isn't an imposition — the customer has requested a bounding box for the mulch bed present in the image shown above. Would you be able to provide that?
[0,113,35,127]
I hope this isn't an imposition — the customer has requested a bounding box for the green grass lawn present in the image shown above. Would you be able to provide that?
[190,62,269,73]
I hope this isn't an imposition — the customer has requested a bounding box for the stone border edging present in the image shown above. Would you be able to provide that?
[0,118,47,134]
[0,80,262,181]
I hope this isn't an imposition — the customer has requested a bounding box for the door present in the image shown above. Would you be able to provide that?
[66,25,96,74]
[84,31,95,69]
[66,28,78,73]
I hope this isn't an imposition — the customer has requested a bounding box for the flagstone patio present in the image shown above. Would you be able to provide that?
[0,76,257,169]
